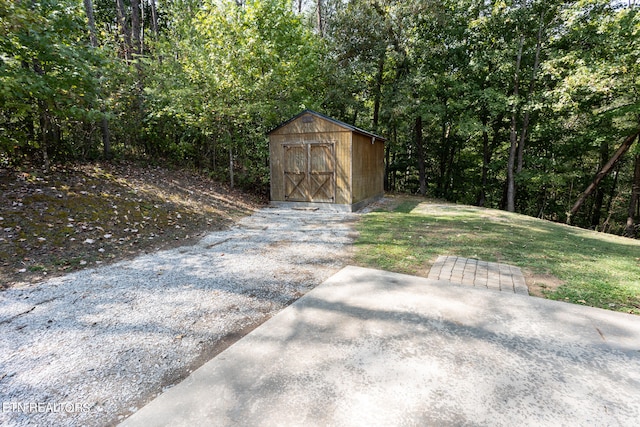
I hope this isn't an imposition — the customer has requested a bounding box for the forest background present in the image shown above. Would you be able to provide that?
[1,0,639,237]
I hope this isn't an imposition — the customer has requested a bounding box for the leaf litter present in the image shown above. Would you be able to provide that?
[0,162,261,287]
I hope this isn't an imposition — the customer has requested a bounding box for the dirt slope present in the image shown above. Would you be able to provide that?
[0,162,265,288]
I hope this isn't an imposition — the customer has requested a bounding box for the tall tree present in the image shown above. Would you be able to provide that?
[0,0,104,164]
[316,0,324,36]
[131,0,142,55]
[516,8,545,175]
[626,153,640,237]
[555,1,640,227]
[82,0,111,158]
[83,0,98,47]
[116,0,132,61]
[149,0,159,37]
[567,130,640,222]
[415,115,426,195]
[506,35,524,212]
[591,140,610,228]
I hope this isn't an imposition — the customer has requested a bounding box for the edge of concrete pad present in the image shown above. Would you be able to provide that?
[120,266,640,427]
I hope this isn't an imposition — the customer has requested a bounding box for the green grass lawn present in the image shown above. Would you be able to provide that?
[354,196,640,315]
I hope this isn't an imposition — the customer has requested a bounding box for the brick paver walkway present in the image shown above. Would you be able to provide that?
[428,255,529,295]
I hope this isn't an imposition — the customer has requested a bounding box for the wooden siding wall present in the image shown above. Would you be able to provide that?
[270,114,352,204]
[351,133,385,203]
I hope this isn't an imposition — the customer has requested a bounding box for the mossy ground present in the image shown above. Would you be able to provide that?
[0,162,265,288]
[354,195,640,315]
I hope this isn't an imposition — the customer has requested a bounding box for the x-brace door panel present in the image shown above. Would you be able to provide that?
[308,143,335,202]
[283,142,335,202]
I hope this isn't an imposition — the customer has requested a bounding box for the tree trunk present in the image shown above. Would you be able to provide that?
[444,143,456,198]
[83,0,98,47]
[140,1,145,54]
[372,52,385,130]
[101,116,111,158]
[625,154,640,237]
[591,140,609,228]
[437,119,448,197]
[567,129,640,223]
[229,147,234,189]
[131,0,142,55]
[209,136,217,171]
[150,0,159,36]
[83,0,111,158]
[39,104,50,171]
[481,114,505,207]
[316,0,323,37]
[506,119,518,211]
[384,126,393,191]
[591,185,606,229]
[516,11,544,174]
[116,0,132,61]
[602,166,621,233]
[129,0,145,150]
[507,35,524,212]
[391,150,397,191]
[478,109,490,206]
[33,60,50,170]
[415,115,426,196]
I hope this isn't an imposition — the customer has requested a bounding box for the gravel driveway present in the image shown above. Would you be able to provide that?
[0,206,359,426]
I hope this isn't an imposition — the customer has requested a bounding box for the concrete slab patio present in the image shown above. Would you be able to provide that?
[120,266,640,427]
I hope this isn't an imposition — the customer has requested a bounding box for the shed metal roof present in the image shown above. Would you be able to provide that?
[268,109,386,142]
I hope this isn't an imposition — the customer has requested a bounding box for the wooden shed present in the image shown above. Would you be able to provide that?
[268,110,386,212]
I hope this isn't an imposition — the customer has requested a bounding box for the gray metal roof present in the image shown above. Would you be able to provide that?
[268,109,386,142]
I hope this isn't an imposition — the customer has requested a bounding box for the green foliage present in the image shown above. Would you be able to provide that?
[0,0,105,161]
[140,0,328,188]
[1,0,639,235]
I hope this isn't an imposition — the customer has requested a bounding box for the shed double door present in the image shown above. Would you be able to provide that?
[284,142,335,202]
